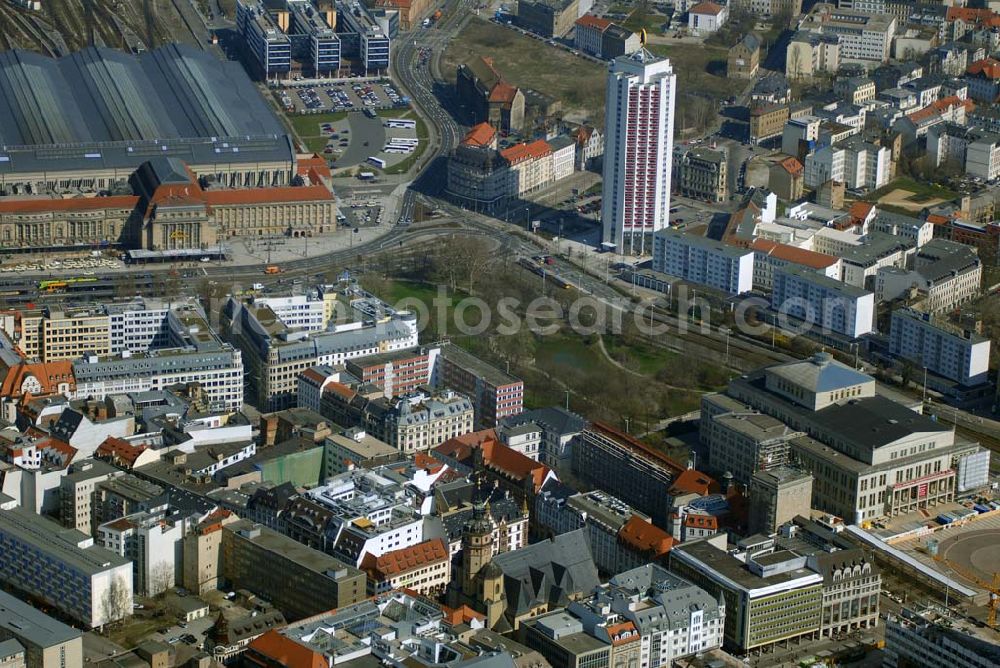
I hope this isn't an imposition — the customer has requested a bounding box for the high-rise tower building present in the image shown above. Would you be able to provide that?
[601,49,677,255]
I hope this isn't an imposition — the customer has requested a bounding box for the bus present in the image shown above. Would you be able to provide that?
[384,119,416,129]
[385,138,418,146]
[358,171,376,180]
[383,146,411,154]
[367,156,386,169]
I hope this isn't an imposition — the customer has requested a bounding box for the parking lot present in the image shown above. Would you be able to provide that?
[277,80,408,114]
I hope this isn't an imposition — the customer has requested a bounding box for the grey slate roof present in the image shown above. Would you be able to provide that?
[492,529,600,618]
[500,407,585,437]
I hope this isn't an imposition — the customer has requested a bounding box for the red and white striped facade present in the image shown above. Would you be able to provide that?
[601,50,676,256]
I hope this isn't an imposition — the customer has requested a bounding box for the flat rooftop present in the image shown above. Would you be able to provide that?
[440,344,520,387]
[0,589,81,648]
[0,506,130,576]
[672,538,822,594]
[226,520,360,578]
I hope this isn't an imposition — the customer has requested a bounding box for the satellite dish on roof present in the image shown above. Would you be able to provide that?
[640,29,648,46]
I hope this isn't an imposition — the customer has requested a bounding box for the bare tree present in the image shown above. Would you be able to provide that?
[100,575,131,628]
[148,561,175,597]
[789,44,804,81]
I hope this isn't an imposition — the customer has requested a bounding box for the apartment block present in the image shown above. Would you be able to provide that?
[498,406,585,473]
[435,344,523,427]
[345,346,438,399]
[964,132,1000,181]
[748,239,840,293]
[804,140,891,190]
[0,507,133,628]
[221,520,366,621]
[771,266,875,338]
[302,468,425,566]
[653,228,754,296]
[876,240,982,314]
[60,459,121,535]
[889,308,991,386]
[673,147,728,203]
[320,383,474,453]
[235,1,291,78]
[786,31,840,80]
[775,517,881,638]
[181,510,238,596]
[97,509,189,597]
[0,590,83,668]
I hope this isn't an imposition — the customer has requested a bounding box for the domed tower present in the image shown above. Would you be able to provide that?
[462,501,494,597]
[479,560,506,630]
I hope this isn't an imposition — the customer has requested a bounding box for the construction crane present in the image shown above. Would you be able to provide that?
[934,555,1000,627]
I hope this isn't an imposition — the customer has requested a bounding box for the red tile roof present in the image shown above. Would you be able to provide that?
[906,105,938,124]
[203,185,333,206]
[607,621,640,646]
[489,81,520,104]
[946,7,1000,27]
[361,538,449,578]
[296,155,332,183]
[0,195,138,214]
[462,122,497,148]
[0,361,75,397]
[669,468,719,497]
[750,238,840,270]
[777,156,803,177]
[323,381,357,402]
[967,57,1000,79]
[434,431,552,493]
[95,437,150,468]
[246,631,324,668]
[618,516,674,557]
[576,14,612,31]
[683,514,718,530]
[849,201,875,221]
[690,1,725,15]
[412,452,445,474]
[501,139,552,165]
[299,368,330,385]
[932,95,964,113]
[441,604,486,626]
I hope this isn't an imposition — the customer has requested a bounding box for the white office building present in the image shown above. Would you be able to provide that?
[250,294,327,332]
[889,309,991,386]
[98,511,188,598]
[772,266,875,338]
[602,50,676,255]
[965,133,1000,181]
[804,141,891,190]
[653,228,754,295]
